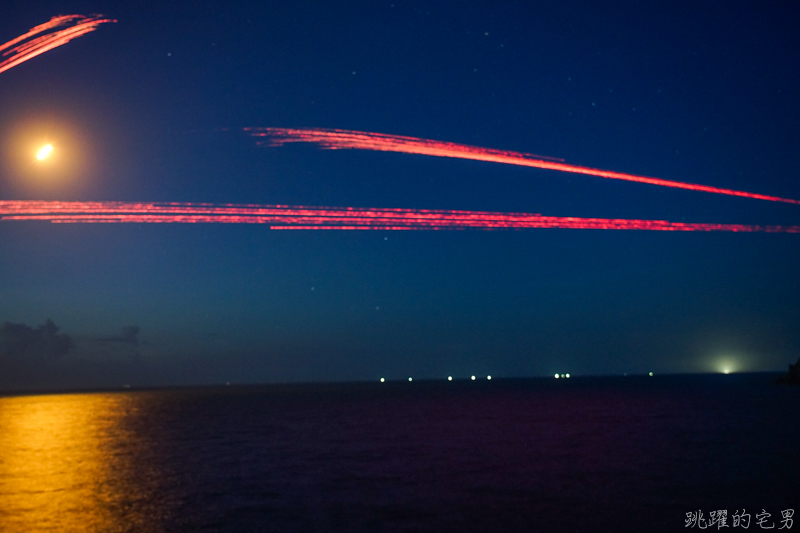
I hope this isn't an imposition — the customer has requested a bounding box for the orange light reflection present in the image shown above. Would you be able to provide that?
[0,393,147,531]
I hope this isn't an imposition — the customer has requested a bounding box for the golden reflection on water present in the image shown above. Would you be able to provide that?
[0,392,145,532]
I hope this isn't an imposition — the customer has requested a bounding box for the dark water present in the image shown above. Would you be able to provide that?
[0,374,797,532]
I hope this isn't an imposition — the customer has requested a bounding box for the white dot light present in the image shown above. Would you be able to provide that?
[408,377,412,382]
[487,375,491,380]
[447,376,452,381]
[649,372,654,377]
[380,377,385,382]
[555,374,559,379]
[565,373,570,378]
[471,375,476,380]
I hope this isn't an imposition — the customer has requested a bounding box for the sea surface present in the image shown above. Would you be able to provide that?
[0,374,797,532]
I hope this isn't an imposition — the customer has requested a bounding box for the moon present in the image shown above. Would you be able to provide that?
[36,144,53,160]
[1,114,105,196]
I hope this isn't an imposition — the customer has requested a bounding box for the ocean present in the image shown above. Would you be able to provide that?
[0,373,797,532]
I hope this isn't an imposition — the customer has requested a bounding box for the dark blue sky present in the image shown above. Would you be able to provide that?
[1,0,799,389]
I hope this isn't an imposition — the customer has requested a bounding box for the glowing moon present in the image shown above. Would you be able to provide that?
[36,144,53,160]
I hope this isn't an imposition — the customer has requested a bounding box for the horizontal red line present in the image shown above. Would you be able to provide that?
[2,201,798,233]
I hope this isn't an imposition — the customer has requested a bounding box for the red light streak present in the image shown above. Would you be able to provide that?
[2,200,798,233]
[0,15,116,75]
[247,128,800,205]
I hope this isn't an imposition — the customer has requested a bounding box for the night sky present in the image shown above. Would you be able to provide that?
[1,0,799,389]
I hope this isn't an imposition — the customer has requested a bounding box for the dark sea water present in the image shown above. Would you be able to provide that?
[0,374,797,532]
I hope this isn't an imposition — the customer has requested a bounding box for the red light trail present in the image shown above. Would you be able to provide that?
[0,15,116,75]
[1,200,797,233]
[247,128,800,205]
[1,18,795,228]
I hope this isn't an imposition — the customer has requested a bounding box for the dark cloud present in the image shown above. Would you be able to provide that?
[0,319,74,360]
[96,326,140,346]
[0,323,150,392]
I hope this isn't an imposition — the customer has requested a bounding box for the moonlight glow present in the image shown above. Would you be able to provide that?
[36,144,53,160]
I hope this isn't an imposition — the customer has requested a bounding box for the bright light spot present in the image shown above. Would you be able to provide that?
[408,377,412,382]
[487,375,491,380]
[716,358,739,374]
[649,372,654,376]
[471,375,476,380]
[380,377,385,382]
[36,144,53,160]
[565,373,570,378]
[447,376,452,381]
[555,374,559,379]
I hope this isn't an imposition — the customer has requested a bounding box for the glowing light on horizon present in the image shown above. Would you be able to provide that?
[0,15,116,75]
[247,128,800,205]
[36,144,53,160]
[716,357,740,375]
[1,201,799,233]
